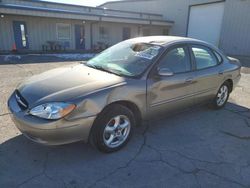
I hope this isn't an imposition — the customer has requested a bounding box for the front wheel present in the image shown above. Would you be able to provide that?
[213,82,230,109]
[91,104,135,153]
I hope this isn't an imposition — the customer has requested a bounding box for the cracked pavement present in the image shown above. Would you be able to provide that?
[0,60,250,188]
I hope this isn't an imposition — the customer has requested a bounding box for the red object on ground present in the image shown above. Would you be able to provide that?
[12,43,17,52]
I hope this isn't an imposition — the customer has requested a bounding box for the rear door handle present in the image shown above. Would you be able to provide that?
[185,77,193,83]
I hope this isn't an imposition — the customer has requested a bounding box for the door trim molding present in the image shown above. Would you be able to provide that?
[150,87,216,107]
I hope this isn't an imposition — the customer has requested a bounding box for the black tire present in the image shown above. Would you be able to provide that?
[212,81,231,109]
[91,104,135,153]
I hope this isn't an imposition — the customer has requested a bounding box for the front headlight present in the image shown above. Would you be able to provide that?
[29,102,76,120]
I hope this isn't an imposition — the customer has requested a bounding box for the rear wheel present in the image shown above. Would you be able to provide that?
[91,104,135,153]
[213,82,230,109]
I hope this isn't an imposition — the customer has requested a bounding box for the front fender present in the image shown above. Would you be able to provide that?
[65,79,147,121]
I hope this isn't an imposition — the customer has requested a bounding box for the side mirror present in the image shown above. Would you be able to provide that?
[158,68,174,76]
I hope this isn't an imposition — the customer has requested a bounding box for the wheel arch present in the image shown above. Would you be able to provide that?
[111,100,142,125]
[88,100,142,143]
[224,79,233,93]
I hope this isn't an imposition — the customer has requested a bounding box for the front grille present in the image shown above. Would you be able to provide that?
[15,90,28,110]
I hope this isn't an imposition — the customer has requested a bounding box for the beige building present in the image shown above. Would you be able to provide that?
[0,0,173,52]
[101,0,250,56]
[1,0,250,56]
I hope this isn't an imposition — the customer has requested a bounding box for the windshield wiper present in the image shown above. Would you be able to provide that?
[85,63,124,77]
[84,63,96,68]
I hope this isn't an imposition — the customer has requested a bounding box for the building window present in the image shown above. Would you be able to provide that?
[99,26,109,39]
[57,23,71,40]
[20,24,27,47]
[163,28,169,35]
[123,27,131,40]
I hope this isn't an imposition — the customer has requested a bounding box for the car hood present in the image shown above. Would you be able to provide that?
[17,64,125,107]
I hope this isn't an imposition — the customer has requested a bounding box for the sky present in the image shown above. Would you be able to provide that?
[42,0,120,7]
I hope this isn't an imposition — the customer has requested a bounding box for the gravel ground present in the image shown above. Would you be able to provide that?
[0,61,250,188]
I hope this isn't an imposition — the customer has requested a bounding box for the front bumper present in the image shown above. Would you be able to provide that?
[8,93,96,145]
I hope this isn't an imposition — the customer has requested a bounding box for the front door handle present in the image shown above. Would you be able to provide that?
[218,71,224,75]
[185,77,193,83]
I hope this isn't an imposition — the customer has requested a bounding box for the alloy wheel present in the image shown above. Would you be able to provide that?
[103,115,131,148]
[216,85,229,106]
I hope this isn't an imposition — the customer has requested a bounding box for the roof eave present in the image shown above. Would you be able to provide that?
[0,4,174,26]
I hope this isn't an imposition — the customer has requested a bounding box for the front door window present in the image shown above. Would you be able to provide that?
[158,47,191,73]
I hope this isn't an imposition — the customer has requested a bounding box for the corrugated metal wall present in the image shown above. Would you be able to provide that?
[92,22,138,46]
[91,22,166,47]
[219,0,250,56]
[0,14,15,51]
[0,14,166,51]
[3,0,249,55]
[103,0,250,56]
[0,0,170,52]
[0,15,91,51]
[100,0,220,36]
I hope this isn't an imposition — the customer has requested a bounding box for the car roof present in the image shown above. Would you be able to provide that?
[128,36,205,46]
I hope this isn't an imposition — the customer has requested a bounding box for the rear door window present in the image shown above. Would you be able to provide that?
[191,46,218,70]
[213,50,223,64]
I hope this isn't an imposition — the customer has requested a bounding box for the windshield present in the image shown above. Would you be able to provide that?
[85,40,163,77]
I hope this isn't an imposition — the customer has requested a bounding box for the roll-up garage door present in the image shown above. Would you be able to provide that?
[187,2,225,46]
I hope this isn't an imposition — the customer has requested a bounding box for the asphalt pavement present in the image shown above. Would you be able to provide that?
[0,60,249,188]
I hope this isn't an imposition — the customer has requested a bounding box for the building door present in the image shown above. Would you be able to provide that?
[187,2,225,46]
[13,21,29,49]
[123,27,131,40]
[142,28,150,36]
[75,25,85,50]
[162,28,169,36]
